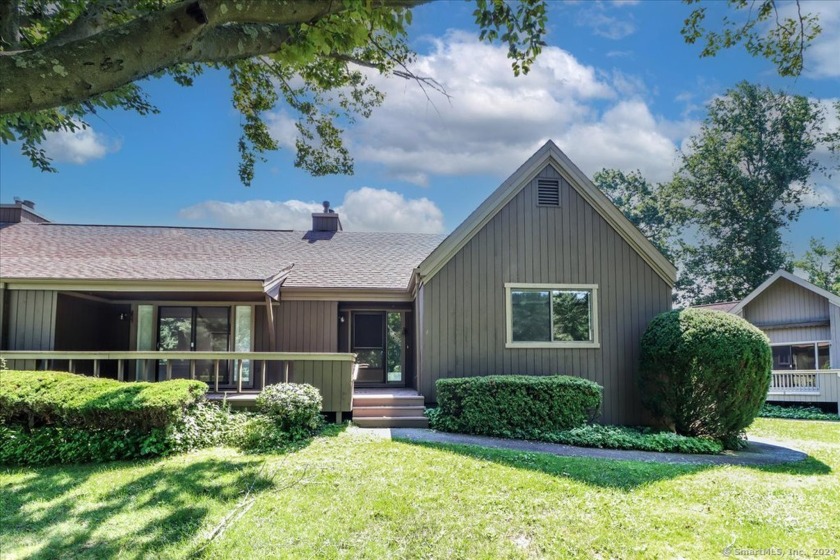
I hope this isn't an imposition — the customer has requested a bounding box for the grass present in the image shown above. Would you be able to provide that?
[1,418,838,559]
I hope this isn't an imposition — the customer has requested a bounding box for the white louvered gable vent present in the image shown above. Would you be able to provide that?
[537,179,560,206]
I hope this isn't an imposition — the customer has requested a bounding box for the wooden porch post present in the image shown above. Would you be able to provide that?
[214,360,220,392]
[237,360,243,393]
[264,295,278,352]
[261,360,266,390]
[117,359,124,381]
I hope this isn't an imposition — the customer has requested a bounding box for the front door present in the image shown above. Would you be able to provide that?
[353,312,386,384]
[350,310,407,387]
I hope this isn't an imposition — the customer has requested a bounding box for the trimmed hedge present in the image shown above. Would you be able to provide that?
[639,309,772,448]
[0,424,171,466]
[0,370,207,431]
[430,375,602,437]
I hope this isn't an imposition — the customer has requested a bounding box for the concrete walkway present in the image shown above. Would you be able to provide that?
[355,428,809,466]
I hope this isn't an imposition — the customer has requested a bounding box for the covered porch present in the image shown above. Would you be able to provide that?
[0,350,358,420]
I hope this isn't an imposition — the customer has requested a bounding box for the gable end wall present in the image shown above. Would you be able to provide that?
[419,164,672,425]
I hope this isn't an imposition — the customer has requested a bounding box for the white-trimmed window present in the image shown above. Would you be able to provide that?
[505,283,599,348]
[771,341,830,370]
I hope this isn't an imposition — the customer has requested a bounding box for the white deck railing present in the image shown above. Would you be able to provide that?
[769,370,820,394]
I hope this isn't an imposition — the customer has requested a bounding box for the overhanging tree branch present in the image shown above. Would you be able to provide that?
[0,0,430,114]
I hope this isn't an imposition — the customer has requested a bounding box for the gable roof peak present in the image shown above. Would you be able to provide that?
[417,141,677,286]
[731,269,840,313]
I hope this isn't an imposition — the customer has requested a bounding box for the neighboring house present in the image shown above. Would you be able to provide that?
[0,141,676,425]
[699,270,840,411]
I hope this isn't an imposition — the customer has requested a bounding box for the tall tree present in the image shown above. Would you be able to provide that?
[670,81,830,304]
[592,169,681,261]
[0,0,823,185]
[795,237,840,295]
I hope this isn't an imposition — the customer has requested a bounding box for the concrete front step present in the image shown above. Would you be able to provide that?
[353,416,430,428]
[352,405,427,418]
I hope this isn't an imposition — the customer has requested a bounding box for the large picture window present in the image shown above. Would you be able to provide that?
[505,283,599,348]
[772,342,830,370]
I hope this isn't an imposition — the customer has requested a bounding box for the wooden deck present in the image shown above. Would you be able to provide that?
[768,370,840,407]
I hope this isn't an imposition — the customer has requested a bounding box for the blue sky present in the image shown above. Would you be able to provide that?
[1,0,838,256]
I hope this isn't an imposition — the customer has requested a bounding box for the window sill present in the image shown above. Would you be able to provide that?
[505,342,601,349]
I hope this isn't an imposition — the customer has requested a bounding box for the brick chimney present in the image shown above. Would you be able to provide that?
[311,200,342,232]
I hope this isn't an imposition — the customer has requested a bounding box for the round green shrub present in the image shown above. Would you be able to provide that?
[639,308,772,448]
[255,383,323,439]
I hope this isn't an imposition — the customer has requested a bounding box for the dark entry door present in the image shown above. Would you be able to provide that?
[353,312,386,384]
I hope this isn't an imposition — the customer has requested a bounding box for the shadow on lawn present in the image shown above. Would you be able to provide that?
[0,424,348,560]
[394,440,831,491]
[1,456,273,560]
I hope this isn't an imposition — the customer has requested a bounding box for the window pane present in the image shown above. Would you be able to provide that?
[817,342,830,369]
[511,290,551,342]
[235,306,252,383]
[791,344,816,370]
[356,349,384,369]
[551,290,592,342]
[772,346,792,369]
[354,313,385,348]
[386,312,403,383]
[135,305,154,381]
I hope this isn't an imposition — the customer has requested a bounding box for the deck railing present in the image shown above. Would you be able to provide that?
[769,370,820,394]
[0,351,356,415]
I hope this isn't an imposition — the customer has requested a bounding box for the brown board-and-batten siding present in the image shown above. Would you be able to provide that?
[2,290,57,369]
[419,164,672,425]
[254,300,339,384]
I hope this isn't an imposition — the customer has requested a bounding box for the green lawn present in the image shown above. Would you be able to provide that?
[2,418,838,559]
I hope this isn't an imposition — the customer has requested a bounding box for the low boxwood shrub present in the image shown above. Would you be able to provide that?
[431,375,602,437]
[639,309,772,449]
[256,383,323,440]
[759,404,840,422]
[0,370,206,431]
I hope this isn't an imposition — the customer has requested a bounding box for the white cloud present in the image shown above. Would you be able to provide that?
[576,4,636,40]
[265,111,298,150]
[179,187,445,233]
[42,125,116,164]
[179,199,320,230]
[351,31,692,185]
[806,98,840,207]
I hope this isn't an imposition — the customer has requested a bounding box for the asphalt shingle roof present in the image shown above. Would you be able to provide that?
[692,301,740,313]
[0,223,447,290]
